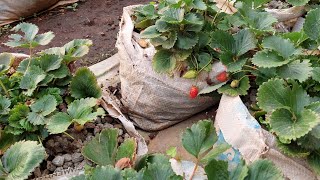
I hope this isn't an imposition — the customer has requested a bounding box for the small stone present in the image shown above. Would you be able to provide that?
[47,161,56,172]
[33,167,42,177]
[77,161,86,169]
[117,136,124,143]
[72,153,84,163]
[124,133,130,140]
[85,122,95,129]
[55,167,63,173]
[114,124,123,129]
[52,155,65,167]
[95,117,102,124]
[42,169,50,176]
[100,32,105,36]
[118,129,123,136]
[103,116,113,123]
[86,135,93,141]
[94,127,101,135]
[103,123,113,129]
[63,154,72,162]
[63,162,73,169]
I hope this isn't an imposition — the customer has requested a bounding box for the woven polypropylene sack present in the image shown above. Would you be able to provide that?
[116,6,220,131]
[0,0,77,26]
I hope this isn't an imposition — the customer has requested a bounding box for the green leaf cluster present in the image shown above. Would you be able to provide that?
[0,23,102,152]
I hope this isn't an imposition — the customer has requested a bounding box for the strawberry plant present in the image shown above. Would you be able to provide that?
[0,23,104,152]
[71,120,283,180]
[0,141,45,180]
[135,0,320,175]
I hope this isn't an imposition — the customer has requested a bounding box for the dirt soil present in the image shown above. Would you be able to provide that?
[0,0,150,67]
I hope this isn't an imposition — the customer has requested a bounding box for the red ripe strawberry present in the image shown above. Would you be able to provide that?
[216,71,228,82]
[189,85,199,99]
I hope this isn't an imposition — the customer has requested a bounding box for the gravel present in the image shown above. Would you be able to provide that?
[72,153,84,163]
[52,155,65,167]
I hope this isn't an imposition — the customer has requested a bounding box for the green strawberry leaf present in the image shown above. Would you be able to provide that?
[8,104,30,130]
[252,50,289,68]
[47,112,73,134]
[37,88,63,104]
[63,39,93,63]
[91,165,122,180]
[233,29,256,56]
[201,143,231,164]
[10,23,38,41]
[218,76,250,96]
[220,53,247,72]
[162,8,185,24]
[152,50,176,73]
[1,141,45,180]
[142,156,178,180]
[297,133,320,150]
[0,96,11,115]
[277,60,312,83]
[116,138,136,161]
[192,0,207,10]
[257,79,310,112]
[199,82,227,95]
[0,53,14,73]
[277,141,310,158]
[37,54,62,72]
[176,31,199,49]
[246,160,283,180]
[281,31,308,46]
[262,36,297,59]
[184,13,204,32]
[82,129,118,166]
[270,108,320,140]
[229,160,248,180]
[19,65,46,96]
[182,120,217,158]
[304,8,320,41]
[34,31,55,46]
[49,63,70,79]
[312,67,320,82]
[211,30,234,53]
[204,159,229,180]
[155,19,177,33]
[308,153,320,175]
[121,168,138,179]
[141,25,161,39]
[70,67,102,99]
[287,0,310,6]
[27,95,57,125]
[197,52,212,72]
[67,98,105,125]
[162,31,178,49]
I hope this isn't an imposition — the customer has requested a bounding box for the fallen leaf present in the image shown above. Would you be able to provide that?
[214,0,237,14]
[115,158,131,169]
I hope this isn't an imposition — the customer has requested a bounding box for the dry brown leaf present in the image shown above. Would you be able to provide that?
[214,0,237,14]
[115,158,131,169]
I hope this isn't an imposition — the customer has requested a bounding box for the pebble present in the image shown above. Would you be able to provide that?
[95,117,102,124]
[114,124,123,129]
[63,162,74,169]
[47,161,56,172]
[104,123,113,129]
[33,167,42,177]
[124,133,130,140]
[103,116,114,124]
[118,129,123,136]
[117,136,124,143]
[94,127,101,135]
[63,154,72,162]
[52,156,65,167]
[55,167,63,173]
[72,153,84,163]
